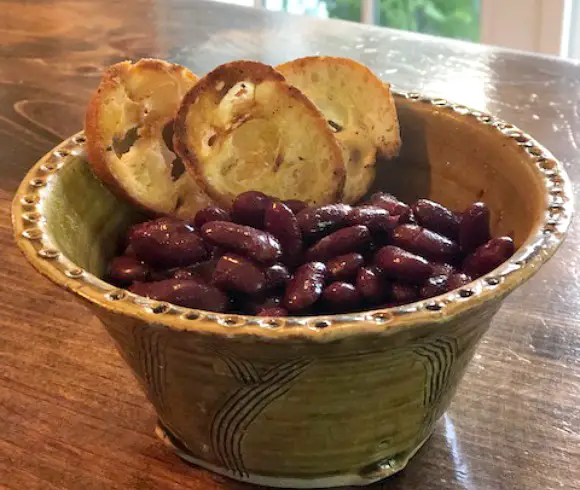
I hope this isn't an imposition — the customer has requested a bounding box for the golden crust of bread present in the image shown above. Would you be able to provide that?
[276,56,401,203]
[173,60,346,208]
[85,58,212,217]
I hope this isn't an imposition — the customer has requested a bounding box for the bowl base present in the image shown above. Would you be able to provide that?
[155,421,430,488]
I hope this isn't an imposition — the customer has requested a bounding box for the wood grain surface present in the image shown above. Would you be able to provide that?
[0,1,578,489]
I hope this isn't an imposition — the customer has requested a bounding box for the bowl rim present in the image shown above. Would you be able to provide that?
[12,91,574,342]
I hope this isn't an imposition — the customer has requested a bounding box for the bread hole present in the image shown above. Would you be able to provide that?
[328,120,343,133]
[162,120,175,153]
[112,126,140,158]
[171,157,185,180]
[273,152,284,172]
[208,134,217,147]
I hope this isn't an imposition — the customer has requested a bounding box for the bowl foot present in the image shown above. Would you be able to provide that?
[155,421,430,488]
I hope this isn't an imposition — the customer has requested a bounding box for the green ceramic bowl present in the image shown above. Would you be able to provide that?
[13,92,573,488]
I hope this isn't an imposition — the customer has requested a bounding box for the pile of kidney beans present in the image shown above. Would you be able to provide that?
[106,191,515,317]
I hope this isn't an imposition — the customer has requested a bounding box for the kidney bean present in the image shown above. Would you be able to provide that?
[355,266,388,303]
[346,206,399,232]
[257,306,288,317]
[375,245,433,284]
[459,202,491,253]
[412,199,459,240]
[171,257,217,282]
[212,254,265,294]
[391,283,418,304]
[107,256,150,286]
[180,257,220,282]
[296,204,352,238]
[283,199,308,214]
[201,221,282,264]
[447,272,472,291]
[463,236,515,278]
[370,192,410,216]
[431,262,455,278]
[327,253,364,282]
[194,206,231,229]
[322,282,361,310]
[123,244,137,258]
[283,262,326,312]
[392,224,459,263]
[129,217,209,268]
[237,294,282,315]
[399,207,416,224]
[419,275,449,299]
[264,201,303,263]
[172,268,194,280]
[264,264,291,289]
[307,225,371,262]
[231,191,272,228]
[129,279,229,312]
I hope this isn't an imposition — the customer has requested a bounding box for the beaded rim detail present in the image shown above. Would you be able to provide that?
[12,92,574,340]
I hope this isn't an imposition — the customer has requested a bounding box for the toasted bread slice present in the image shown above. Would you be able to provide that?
[173,60,346,207]
[85,58,212,217]
[277,56,401,203]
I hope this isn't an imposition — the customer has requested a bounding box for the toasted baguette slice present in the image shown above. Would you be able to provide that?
[277,56,401,203]
[85,58,212,217]
[173,60,346,207]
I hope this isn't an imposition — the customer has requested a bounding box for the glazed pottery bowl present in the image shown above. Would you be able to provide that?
[13,92,573,488]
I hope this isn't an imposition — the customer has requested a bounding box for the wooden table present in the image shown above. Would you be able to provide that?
[1,1,578,489]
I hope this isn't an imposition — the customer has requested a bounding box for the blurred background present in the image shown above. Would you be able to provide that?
[212,0,580,59]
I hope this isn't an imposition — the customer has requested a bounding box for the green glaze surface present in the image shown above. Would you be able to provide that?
[42,156,143,276]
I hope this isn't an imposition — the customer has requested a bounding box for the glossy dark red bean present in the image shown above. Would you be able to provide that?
[462,236,515,278]
[391,283,418,304]
[172,268,194,280]
[459,202,491,253]
[392,224,459,263]
[296,204,352,238]
[172,258,219,283]
[326,253,364,282]
[194,206,231,229]
[283,199,308,214]
[322,282,361,310]
[306,225,371,262]
[149,269,173,281]
[238,294,282,315]
[355,266,388,303]
[447,272,472,290]
[412,199,459,240]
[231,191,272,228]
[370,192,410,216]
[201,221,282,264]
[264,264,291,289]
[129,279,229,312]
[283,262,327,312]
[431,262,455,278]
[375,245,433,284]
[419,275,449,299]
[398,207,415,224]
[346,206,399,232]
[107,256,150,286]
[264,201,303,263]
[123,244,137,258]
[129,217,209,268]
[257,306,288,317]
[212,254,265,294]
